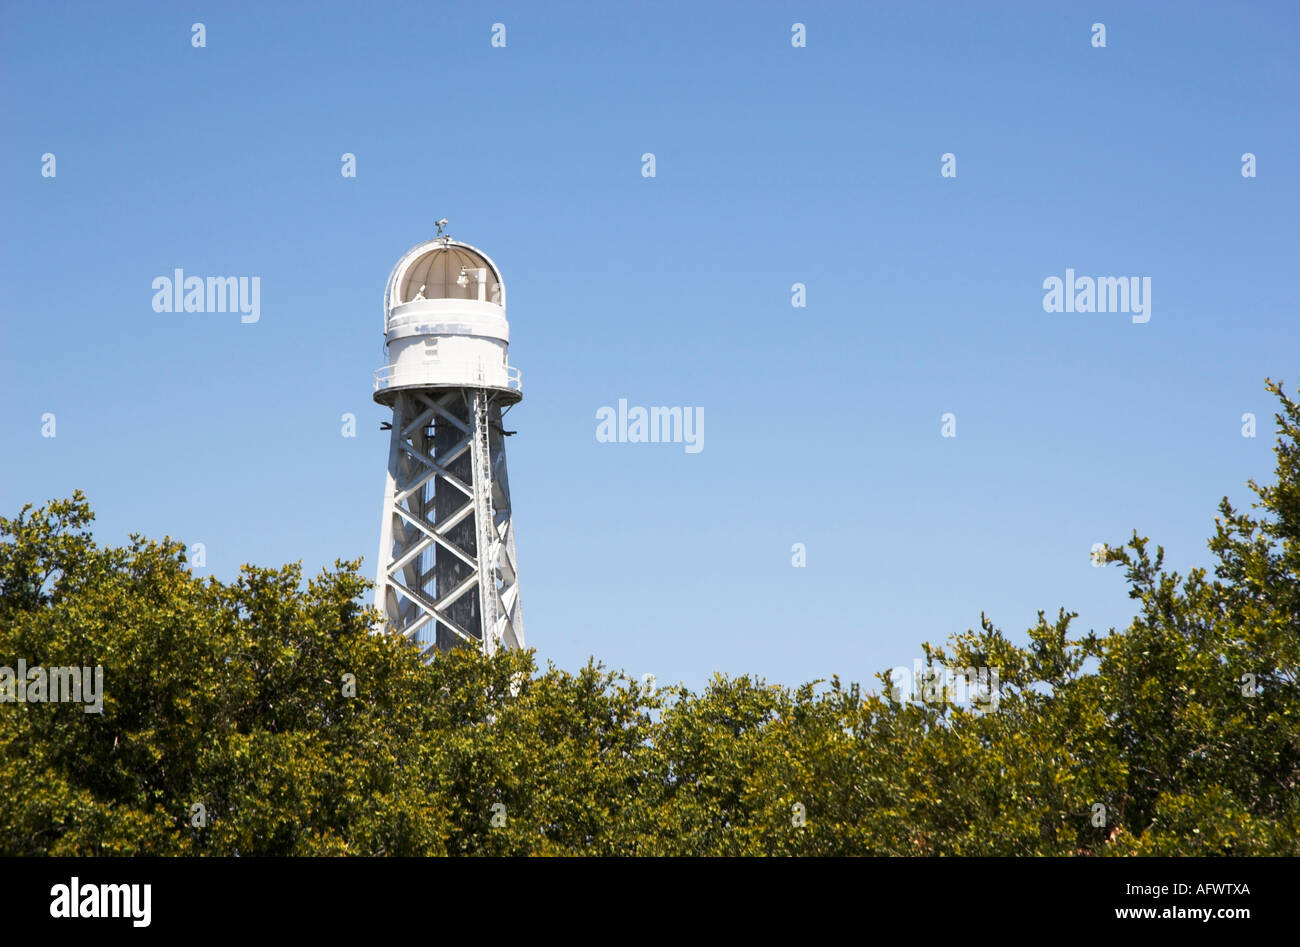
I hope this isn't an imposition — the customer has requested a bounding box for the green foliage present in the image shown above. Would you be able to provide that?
[2,381,1298,856]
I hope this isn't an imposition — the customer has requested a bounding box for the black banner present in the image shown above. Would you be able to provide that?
[2,856,1284,932]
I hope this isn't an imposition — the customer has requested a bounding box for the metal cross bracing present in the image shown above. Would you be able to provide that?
[375,387,524,656]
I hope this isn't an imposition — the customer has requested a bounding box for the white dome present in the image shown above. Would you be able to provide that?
[384,239,506,325]
[374,236,520,403]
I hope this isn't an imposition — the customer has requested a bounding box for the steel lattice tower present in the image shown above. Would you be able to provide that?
[372,229,524,655]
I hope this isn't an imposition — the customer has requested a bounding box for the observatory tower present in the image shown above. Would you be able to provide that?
[373,225,524,655]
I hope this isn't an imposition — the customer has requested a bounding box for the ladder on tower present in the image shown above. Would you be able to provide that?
[471,392,501,653]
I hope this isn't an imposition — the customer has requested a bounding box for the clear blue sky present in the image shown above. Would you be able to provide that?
[3,1,1297,693]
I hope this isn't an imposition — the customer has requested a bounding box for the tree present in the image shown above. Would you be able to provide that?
[1,379,1297,855]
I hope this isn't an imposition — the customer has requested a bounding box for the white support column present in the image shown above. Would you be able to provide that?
[375,387,524,655]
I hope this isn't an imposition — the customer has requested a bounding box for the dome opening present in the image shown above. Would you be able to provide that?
[398,246,503,305]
